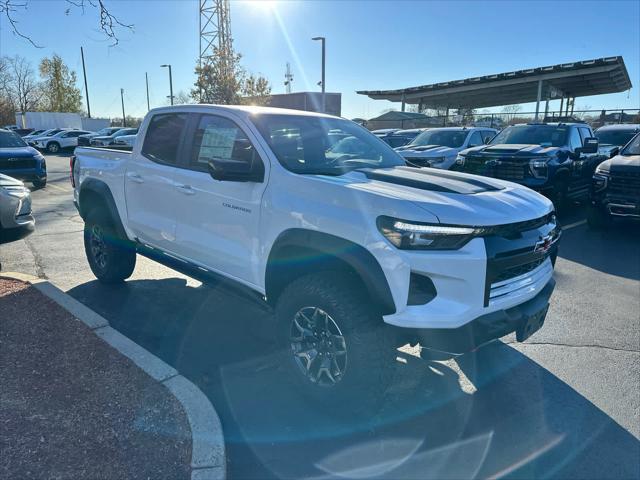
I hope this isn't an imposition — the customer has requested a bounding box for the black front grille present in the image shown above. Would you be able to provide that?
[482,213,555,239]
[77,137,91,146]
[492,257,546,284]
[0,158,35,170]
[464,156,529,180]
[609,171,640,198]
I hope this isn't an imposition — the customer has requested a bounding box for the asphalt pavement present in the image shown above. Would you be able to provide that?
[1,152,639,479]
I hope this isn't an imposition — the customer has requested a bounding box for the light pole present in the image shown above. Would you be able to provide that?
[160,64,174,105]
[312,36,325,113]
[120,88,126,127]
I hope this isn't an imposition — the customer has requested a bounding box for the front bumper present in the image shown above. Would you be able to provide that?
[412,278,555,354]
[0,167,47,182]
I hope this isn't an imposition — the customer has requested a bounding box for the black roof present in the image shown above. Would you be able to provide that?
[358,57,632,109]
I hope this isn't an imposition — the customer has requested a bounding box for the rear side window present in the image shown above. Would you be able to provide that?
[467,131,483,147]
[141,113,187,165]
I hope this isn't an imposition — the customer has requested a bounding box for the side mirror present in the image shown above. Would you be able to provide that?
[581,137,599,154]
[207,156,264,183]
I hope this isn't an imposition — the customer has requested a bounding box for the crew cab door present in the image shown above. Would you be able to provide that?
[169,112,268,288]
[124,112,187,251]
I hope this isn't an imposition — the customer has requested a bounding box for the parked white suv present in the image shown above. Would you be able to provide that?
[34,129,93,153]
[72,106,559,409]
[395,127,497,169]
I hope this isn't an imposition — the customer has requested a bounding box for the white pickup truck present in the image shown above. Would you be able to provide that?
[72,105,560,407]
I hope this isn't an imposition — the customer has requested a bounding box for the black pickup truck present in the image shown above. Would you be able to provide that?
[588,132,640,228]
[452,123,607,208]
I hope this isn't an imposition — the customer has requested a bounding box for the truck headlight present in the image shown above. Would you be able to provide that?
[593,164,610,191]
[455,154,466,166]
[529,157,550,179]
[377,216,479,250]
[427,156,446,166]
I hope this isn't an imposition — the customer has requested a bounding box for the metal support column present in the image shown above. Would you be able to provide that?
[534,80,543,121]
[401,93,406,112]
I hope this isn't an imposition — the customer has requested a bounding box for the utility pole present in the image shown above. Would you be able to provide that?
[120,88,126,127]
[312,37,326,113]
[145,72,150,111]
[160,64,174,105]
[80,47,91,118]
[284,62,293,94]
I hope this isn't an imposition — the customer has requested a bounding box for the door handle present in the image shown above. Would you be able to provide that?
[175,184,195,195]
[126,172,144,183]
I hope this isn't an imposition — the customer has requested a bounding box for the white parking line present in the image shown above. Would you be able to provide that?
[46,183,70,193]
[562,219,587,230]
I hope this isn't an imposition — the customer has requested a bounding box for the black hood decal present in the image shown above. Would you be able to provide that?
[360,166,503,194]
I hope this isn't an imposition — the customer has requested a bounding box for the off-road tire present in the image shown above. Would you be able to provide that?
[83,208,136,283]
[587,205,611,229]
[275,272,396,415]
[32,178,46,189]
[550,178,570,212]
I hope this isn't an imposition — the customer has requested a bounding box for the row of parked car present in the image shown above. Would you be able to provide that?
[20,126,139,153]
[369,122,639,227]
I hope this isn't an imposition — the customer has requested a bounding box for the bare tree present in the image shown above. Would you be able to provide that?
[0,0,132,47]
[500,104,522,122]
[4,56,43,115]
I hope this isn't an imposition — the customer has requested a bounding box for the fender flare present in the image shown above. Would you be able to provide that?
[78,178,128,240]
[266,229,396,315]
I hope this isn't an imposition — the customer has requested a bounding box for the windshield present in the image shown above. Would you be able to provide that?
[621,133,640,155]
[252,114,404,175]
[410,129,468,148]
[596,129,638,147]
[43,129,63,137]
[490,125,568,147]
[0,131,28,148]
[113,128,137,137]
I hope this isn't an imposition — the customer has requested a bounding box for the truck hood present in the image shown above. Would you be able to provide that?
[323,166,553,225]
[599,154,640,173]
[0,146,40,158]
[395,145,458,158]
[0,173,25,187]
[463,144,560,156]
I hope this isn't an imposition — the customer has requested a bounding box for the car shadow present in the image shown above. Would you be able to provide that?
[558,219,640,281]
[67,278,640,479]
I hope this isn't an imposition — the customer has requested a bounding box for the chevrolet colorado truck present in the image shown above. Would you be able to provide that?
[72,106,560,406]
[452,122,606,208]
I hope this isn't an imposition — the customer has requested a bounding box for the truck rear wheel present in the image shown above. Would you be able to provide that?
[83,208,136,283]
[275,272,396,415]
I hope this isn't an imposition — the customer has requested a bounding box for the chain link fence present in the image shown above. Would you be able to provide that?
[365,109,640,131]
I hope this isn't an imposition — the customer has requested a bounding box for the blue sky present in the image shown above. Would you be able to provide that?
[1,0,638,120]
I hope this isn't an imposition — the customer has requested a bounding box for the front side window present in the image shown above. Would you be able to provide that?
[467,131,483,147]
[568,128,583,151]
[189,115,260,171]
[252,114,404,175]
[490,125,568,147]
[141,113,187,165]
[481,130,495,143]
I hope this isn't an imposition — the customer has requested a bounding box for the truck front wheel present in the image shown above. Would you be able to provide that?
[275,272,396,414]
[83,208,136,283]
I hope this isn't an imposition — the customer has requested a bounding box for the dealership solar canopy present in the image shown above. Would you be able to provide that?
[357,57,632,109]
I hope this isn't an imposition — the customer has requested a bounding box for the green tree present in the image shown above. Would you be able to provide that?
[192,46,271,106]
[39,54,82,113]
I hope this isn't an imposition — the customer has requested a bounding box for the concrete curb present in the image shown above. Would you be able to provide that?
[0,272,226,480]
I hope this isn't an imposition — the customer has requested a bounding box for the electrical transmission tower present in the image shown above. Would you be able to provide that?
[284,63,294,94]
[199,0,233,69]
